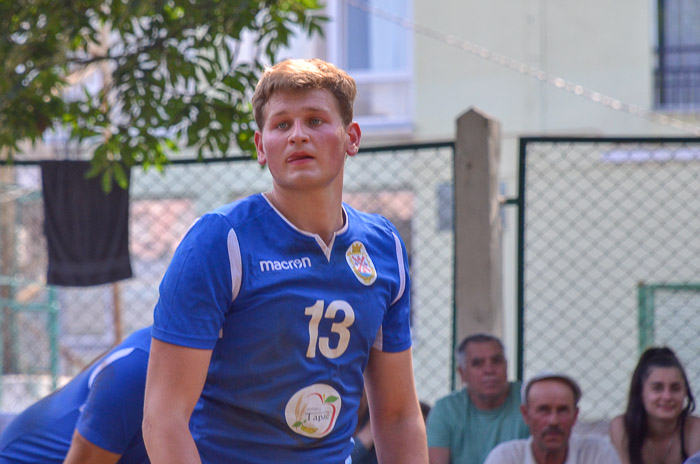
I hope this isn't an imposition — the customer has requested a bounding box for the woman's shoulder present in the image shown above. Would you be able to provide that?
[684,415,700,455]
[685,415,700,434]
[685,415,700,433]
[609,415,626,446]
[609,415,625,432]
[608,414,629,463]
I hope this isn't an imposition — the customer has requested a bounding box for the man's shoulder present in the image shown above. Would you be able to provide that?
[570,434,621,462]
[483,438,529,463]
[344,203,398,235]
[211,194,268,223]
[433,388,466,407]
[571,434,612,448]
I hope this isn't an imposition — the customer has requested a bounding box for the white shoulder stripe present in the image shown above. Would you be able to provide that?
[390,232,406,306]
[87,347,136,388]
[227,228,242,302]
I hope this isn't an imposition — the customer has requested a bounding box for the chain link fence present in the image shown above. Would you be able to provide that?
[518,137,700,428]
[0,141,455,413]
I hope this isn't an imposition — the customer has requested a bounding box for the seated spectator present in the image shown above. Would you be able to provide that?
[484,371,620,464]
[426,333,529,464]
[0,327,152,463]
[352,389,431,464]
[352,390,379,464]
[610,347,700,464]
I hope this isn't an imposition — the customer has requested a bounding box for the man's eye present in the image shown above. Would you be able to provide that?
[276,122,288,129]
[310,118,322,125]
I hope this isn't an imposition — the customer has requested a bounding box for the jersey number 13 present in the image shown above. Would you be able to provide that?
[305,300,355,359]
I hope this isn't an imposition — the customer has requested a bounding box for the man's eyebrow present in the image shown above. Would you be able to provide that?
[267,106,330,119]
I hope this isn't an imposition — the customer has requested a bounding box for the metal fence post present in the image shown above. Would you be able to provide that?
[453,108,503,346]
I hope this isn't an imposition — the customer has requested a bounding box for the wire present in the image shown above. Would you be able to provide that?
[341,0,700,136]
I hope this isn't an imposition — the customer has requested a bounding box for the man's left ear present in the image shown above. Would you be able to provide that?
[346,122,361,157]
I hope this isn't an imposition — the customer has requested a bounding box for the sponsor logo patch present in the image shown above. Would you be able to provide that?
[285,383,341,438]
[345,241,377,286]
[259,256,312,272]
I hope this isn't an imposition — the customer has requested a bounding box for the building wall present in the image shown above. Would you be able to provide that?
[413,0,656,141]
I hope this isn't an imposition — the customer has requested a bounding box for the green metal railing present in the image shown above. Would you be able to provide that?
[0,140,457,410]
[0,276,60,404]
[516,136,700,422]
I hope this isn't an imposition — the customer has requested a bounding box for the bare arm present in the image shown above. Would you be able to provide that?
[609,415,630,464]
[63,429,121,464]
[364,347,428,464]
[428,446,450,464]
[142,339,212,464]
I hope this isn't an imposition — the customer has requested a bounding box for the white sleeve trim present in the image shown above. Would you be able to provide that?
[390,232,406,306]
[372,326,384,351]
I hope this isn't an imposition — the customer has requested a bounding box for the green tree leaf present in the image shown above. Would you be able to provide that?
[0,0,326,191]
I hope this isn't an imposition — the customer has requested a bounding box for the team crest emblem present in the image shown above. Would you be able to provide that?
[345,241,377,286]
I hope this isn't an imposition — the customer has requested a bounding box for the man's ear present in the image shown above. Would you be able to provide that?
[345,122,361,157]
[520,404,529,424]
[254,131,266,166]
[457,365,466,385]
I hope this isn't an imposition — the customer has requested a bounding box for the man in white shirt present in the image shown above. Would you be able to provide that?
[484,372,620,464]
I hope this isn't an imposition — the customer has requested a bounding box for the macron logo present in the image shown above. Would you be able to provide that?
[259,257,312,272]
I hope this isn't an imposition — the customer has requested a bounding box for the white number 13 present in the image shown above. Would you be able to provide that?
[305,300,355,359]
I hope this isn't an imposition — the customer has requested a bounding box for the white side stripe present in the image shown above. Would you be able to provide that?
[228,228,242,302]
[390,232,406,306]
[87,347,135,388]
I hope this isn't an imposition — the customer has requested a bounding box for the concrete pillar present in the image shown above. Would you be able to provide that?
[454,108,503,343]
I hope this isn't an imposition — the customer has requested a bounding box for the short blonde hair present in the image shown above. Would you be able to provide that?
[252,58,357,129]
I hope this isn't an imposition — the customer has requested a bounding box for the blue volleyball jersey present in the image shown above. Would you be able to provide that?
[0,327,152,464]
[152,193,412,463]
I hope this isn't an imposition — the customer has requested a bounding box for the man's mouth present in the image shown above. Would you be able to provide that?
[542,427,565,437]
[287,152,313,162]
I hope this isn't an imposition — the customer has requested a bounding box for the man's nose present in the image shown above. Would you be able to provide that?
[547,412,560,425]
[288,120,309,144]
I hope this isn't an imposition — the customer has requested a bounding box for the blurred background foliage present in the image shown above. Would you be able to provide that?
[0,0,326,190]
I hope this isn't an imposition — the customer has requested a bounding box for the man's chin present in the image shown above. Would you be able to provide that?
[540,436,566,449]
[480,385,507,397]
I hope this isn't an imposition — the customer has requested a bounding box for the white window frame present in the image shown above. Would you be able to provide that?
[325,0,414,134]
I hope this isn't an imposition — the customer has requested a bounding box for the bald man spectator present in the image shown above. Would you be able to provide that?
[426,334,529,464]
[484,372,620,464]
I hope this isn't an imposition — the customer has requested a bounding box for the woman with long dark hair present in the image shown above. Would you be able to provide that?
[610,347,700,464]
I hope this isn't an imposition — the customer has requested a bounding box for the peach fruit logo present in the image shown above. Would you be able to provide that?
[285,383,342,438]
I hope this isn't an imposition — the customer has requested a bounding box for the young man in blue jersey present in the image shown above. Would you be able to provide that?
[142,58,428,463]
[0,326,152,463]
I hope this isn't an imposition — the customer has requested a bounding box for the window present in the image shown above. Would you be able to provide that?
[326,0,413,133]
[655,0,700,110]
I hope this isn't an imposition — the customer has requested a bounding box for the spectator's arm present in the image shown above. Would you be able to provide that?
[364,347,428,464]
[64,429,121,464]
[428,446,450,464]
[142,339,212,464]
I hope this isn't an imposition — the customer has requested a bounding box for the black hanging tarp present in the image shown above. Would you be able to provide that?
[40,161,132,286]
